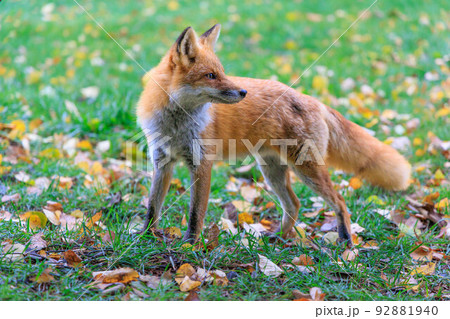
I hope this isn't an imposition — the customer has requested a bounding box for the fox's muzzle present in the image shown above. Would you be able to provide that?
[219,89,247,103]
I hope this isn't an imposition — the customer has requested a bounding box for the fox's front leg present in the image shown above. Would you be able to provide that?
[183,160,213,243]
[139,161,174,234]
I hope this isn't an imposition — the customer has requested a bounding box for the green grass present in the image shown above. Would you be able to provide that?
[0,0,449,300]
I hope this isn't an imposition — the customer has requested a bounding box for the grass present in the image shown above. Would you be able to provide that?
[0,0,449,300]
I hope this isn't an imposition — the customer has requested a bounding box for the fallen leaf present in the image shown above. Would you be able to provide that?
[29,232,47,250]
[32,268,55,284]
[238,212,254,225]
[309,287,326,301]
[175,263,196,284]
[44,201,63,212]
[1,242,25,261]
[43,209,61,226]
[63,250,82,267]
[411,262,436,276]
[20,211,47,229]
[323,232,339,245]
[258,254,283,277]
[342,248,359,261]
[184,290,201,301]
[410,246,433,262]
[94,267,139,284]
[240,185,261,202]
[2,193,21,203]
[164,226,182,239]
[14,171,30,183]
[292,254,314,266]
[179,276,201,292]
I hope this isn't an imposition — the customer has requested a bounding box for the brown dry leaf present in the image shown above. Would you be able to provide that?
[410,246,433,262]
[32,268,55,284]
[63,250,82,267]
[258,254,283,277]
[29,232,47,250]
[292,254,314,266]
[342,248,359,261]
[94,267,139,284]
[206,223,220,249]
[175,263,196,284]
[411,262,436,276]
[102,230,116,244]
[184,290,201,301]
[44,201,63,212]
[292,289,312,300]
[2,193,21,203]
[179,276,201,292]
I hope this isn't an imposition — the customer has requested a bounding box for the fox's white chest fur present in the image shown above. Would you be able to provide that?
[139,99,211,168]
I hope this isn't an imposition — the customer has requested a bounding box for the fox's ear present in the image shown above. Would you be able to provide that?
[200,24,221,50]
[175,27,199,64]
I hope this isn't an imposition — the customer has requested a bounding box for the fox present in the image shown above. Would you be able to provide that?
[136,24,411,246]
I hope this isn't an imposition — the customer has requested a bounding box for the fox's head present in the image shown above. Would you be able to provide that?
[165,24,247,106]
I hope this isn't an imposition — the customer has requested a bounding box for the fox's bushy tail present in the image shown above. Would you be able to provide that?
[324,108,411,190]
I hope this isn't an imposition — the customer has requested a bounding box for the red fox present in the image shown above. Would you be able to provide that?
[136,24,411,246]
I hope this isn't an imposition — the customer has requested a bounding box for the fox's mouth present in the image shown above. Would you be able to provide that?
[210,89,246,104]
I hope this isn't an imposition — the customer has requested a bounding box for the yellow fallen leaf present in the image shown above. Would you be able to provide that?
[436,198,449,211]
[434,169,445,180]
[411,262,436,276]
[77,140,93,150]
[94,267,139,284]
[367,195,385,205]
[20,211,47,229]
[179,276,201,292]
[238,212,254,225]
[175,263,196,284]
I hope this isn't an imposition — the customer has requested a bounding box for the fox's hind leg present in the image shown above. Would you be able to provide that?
[292,162,353,246]
[258,156,301,238]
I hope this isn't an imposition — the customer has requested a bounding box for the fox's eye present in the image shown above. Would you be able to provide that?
[205,73,216,79]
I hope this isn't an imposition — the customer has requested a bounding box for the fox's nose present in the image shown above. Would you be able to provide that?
[239,89,247,98]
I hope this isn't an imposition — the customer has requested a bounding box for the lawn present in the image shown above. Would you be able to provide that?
[0,0,449,301]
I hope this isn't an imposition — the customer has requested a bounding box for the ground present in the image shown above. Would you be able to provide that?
[0,0,449,301]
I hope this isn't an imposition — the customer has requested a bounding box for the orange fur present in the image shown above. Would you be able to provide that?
[136,25,411,243]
